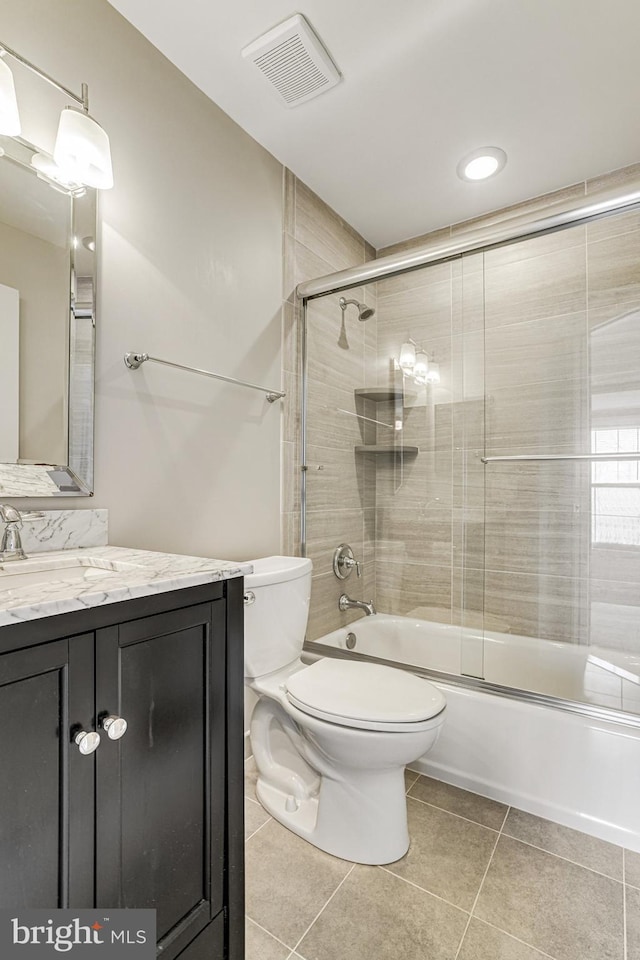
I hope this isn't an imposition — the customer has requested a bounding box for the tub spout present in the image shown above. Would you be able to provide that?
[338,594,376,616]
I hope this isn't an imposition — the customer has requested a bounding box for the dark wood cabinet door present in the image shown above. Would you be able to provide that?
[95,601,226,960]
[0,635,95,910]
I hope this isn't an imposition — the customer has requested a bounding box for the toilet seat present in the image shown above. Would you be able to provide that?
[285,658,446,732]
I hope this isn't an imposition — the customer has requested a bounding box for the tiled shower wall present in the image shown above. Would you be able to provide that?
[373,161,640,649]
[280,170,377,640]
[283,161,640,649]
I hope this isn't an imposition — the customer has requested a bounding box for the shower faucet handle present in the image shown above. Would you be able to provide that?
[333,543,362,580]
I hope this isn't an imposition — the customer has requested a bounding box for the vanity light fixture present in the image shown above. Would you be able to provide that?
[0,40,113,189]
[457,146,507,182]
[0,55,20,135]
[398,340,440,386]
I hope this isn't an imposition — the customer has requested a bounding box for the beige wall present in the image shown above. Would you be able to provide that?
[4,0,284,561]
[0,218,68,464]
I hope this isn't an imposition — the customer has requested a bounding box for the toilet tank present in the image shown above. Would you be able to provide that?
[243,556,312,678]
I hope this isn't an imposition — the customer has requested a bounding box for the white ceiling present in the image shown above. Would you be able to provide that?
[107,0,640,249]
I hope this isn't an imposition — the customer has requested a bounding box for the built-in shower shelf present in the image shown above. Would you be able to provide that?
[354,386,415,403]
[355,444,419,457]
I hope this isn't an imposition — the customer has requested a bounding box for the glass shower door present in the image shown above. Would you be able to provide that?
[475,210,640,714]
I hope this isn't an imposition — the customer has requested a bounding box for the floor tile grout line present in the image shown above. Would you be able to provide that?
[291,863,356,954]
[498,804,511,832]
[405,772,420,794]
[406,792,504,833]
[453,816,503,960]
[377,864,471,915]
[474,917,559,960]
[244,817,272,843]
[246,916,296,953]
[409,783,628,885]
[497,832,625,885]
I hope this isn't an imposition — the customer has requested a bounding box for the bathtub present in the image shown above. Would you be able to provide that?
[306,615,640,853]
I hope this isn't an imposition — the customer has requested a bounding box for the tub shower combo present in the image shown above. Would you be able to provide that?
[296,181,640,852]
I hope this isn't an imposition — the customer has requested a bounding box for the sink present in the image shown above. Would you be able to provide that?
[0,556,147,591]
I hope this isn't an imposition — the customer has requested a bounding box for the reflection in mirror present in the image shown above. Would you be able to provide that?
[0,129,96,496]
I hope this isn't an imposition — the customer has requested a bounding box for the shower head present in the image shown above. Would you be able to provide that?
[339,297,375,321]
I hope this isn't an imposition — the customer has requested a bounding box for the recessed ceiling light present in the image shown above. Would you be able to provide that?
[457,146,507,182]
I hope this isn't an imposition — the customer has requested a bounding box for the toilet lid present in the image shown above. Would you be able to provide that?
[285,658,446,729]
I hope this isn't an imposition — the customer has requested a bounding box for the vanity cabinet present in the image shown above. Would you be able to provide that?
[0,578,244,960]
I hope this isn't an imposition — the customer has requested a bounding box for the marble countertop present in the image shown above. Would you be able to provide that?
[0,545,251,627]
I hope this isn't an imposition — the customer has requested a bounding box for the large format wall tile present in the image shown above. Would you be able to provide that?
[588,227,640,312]
[485,377,589,456]
[484,244,586,329]
[281,172,374,647]
[484,311,587,390]
[375,559,452,618]
[377,275,453,330]
[296,180,365,272]
[449,182,585,238]
[375,503,453,566]
[481,569,589,644]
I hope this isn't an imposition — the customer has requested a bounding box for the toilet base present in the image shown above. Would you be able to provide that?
[255,765,410,865]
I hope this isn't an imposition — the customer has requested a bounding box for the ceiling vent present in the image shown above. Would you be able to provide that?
[242,14,341,108]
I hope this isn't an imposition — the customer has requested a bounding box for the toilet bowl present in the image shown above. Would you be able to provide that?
[244,556,446,864]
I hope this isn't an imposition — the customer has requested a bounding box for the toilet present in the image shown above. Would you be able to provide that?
[244,556,446,864]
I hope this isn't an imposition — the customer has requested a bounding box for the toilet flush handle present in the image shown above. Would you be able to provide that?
[244,590,256,605]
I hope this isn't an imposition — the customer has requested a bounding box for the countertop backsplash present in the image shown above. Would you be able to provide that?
[17,509,109,554]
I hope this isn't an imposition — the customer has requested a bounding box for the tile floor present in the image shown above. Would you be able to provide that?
[245,760,640,960]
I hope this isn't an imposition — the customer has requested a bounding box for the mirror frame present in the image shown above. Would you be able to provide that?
[0,133,96,498]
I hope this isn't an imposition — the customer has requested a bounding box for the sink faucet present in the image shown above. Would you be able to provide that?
[0,505,45,562]
[0,504,26,561]
[338,594,376,616]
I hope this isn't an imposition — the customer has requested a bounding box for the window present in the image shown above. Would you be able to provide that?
[591,428,640,545]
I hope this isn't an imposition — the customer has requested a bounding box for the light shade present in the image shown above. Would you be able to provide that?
[399,341,416,374]
[31,152,85,194]
[413,351,429,385]
[426,360,441,384]
[54,106,113,189]
[0,57,20,136]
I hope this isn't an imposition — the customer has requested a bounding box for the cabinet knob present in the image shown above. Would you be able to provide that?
[102,715,128,740]
[75,730,101,755]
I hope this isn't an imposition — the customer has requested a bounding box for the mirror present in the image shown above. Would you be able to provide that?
[0,132,96,496]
